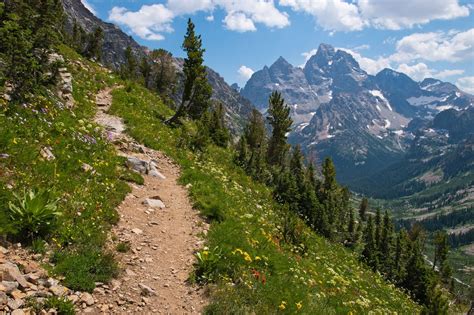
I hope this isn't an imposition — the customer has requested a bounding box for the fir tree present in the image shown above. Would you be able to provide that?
[347,208,356,245]
[359,197,368,222]
[380,211,394,274]
[322,157,336,192]
[150,49,176,105]
[86,27,103,60]
[362,216,378,270]
[139,56,152,88]
[168,18,211,124]
[374,209,382,251]
[266,91,292,167]
[121,46,137,79]
[208,102,230,147]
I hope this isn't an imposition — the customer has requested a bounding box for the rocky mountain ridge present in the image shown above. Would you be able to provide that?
[242,43,474,183]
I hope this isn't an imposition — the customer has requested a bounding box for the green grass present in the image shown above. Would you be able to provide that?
[110,82,421,314]
[0,45,129,292]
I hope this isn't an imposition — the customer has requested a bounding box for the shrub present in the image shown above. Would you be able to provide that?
[193,246,224,284]
[53,248,118,292]
[44,296,75,315]
[116,241,130,253]
[7,189,61,241]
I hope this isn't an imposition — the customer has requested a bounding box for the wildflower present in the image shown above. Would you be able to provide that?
[243,252,252,263]
[296,301,303,310]
[279,301,287,310]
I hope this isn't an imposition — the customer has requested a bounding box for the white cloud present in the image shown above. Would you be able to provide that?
[456,76,474,94]
[109,5,174,41]
[223,12,256,32]
[392,29,474,63]
[109,0,289,40]
[81,0,96,15]
[238,65,255,81]
[436,69,464,79]
[280,0,470,32]
[280,0,366,31]
[359,0,470,30]
[396,63,434,81]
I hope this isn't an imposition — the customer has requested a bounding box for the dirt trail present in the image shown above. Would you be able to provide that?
[87,87,207,314]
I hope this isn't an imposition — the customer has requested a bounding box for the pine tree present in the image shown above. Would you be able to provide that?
[362,216,378,270]
[86,27,103,60]
[168,18,211,124]
[359,197,368,222]
[266,91,292,167]
[235,136,249,167]
[347,208,356,245]
[322,157,336,192]
[374,209,382,251]
[208,102,230,147]
[121,46,137,79]
[380,211,394,274]
[242,109,267,180]
[422,283,449,315]
[394,229,410,283]
[403,240,433,305]
[150,49,176,103]
[433,230,451,284]
[139,56,152,88]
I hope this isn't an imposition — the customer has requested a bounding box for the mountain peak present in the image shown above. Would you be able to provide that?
[271,56,292,69]
[305,43,336,70]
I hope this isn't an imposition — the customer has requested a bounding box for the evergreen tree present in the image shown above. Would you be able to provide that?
[433,230,452,284]
[86,27,103,60]
[139,56,152,88]
[150,49,176,102]
[235,136,249,167]
[374,209,382,251]
[380,211,394,274]
[403,240,433,305]
[121,46,137,79]
[422,283,449,315]
[347,208,356,245]
[266,91,292,167]
[208,102,230,147]
[394,229,410,283]
[362,216,378,270]
[359,197,368,222]
[168,18,211,124]
[244,109,267,180]
[322,157,336,192]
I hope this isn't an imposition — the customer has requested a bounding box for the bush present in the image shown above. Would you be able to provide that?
[116,241,130,253]
[6,189,61,241]
[192,246,224,284]
[53,248,118,292]
[44,296,75,315]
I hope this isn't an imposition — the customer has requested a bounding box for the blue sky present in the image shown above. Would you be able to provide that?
[82,0,474,92]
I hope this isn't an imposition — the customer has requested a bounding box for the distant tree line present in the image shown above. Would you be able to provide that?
[397,208,474,232]
[448,228,474,248]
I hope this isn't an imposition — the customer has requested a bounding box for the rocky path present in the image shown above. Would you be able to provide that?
[88,87,207,314]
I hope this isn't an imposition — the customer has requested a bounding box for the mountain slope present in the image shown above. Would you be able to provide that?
[62,0,255,134]
[242,43,474,185]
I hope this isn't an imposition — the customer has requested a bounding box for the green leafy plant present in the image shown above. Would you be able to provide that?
[193,246,224,284]
[7,189,61,241]
[116,241,130,253]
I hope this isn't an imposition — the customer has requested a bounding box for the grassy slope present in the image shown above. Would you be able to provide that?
[0,46,140,291]
[109,86,420,313]
[1,47,420,313]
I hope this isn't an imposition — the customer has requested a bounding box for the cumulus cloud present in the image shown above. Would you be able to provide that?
[280,0,366,31]
[358,0,469,30]
[238,65,255,81]
[279,0,470,32]
[109,4,174,40]
[81,0,96,15]
[392,29,474,63]
[224,12,256,32]
[109,0,289,40]
[456,77,474,94]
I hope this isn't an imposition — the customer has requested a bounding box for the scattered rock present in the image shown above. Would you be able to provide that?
[39,147,55,161]
[125,157,148,174]
[138,283,156,296]
[7,298,23,310]
[80,292,95,306]
[49,284,69,296]
[143,197,165,209]
[131,228,143,235]
[0,262,28,288]
[81,163,95,173]
[11,309,26,315]
[0,291,7,305]
[1,281,18,294]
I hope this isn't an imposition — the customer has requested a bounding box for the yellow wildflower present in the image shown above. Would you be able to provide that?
[296,301,303,310]
[279,301,287,310]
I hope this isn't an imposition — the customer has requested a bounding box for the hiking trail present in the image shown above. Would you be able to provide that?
[88,86,207,314]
